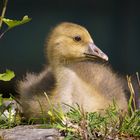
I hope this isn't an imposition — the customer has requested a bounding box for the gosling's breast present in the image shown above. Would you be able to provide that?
[54,67,110,112]
[71,75,111,112]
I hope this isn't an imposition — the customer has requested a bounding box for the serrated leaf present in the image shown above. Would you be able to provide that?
[0,70,15,81]
[2,15,31,29]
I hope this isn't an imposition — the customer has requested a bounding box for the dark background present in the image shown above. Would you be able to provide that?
[0,0,140,96]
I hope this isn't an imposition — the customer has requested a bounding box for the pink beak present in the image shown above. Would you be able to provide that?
[85,43,108,61]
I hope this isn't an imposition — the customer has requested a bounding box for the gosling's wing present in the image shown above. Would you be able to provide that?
[17,67,56,97]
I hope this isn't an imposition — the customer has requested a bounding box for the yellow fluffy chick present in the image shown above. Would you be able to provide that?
[17,22,128,120]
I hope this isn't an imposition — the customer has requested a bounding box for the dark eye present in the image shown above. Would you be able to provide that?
[74,36,81,42]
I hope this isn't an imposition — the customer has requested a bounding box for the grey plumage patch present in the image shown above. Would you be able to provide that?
[17,67,56,97]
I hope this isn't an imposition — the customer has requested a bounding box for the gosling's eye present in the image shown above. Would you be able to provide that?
[74,36,81,42]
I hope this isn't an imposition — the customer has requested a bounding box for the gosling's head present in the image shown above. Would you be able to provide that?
[46,22,108,66]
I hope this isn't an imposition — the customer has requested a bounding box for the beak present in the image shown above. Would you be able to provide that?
[84,43,108,61]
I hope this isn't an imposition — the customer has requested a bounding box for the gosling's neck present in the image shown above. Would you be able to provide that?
[48,57,88,79]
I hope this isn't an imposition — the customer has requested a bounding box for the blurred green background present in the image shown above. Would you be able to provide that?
[0,0,140,96]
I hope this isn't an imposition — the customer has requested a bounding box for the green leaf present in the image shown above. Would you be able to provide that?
[2,15,31,29]
[0,70,15,81]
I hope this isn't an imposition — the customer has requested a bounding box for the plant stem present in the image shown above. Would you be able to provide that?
[0,0,8,29]
[136,72,140,87]
[127,75,136,113]
[0,28,9,39]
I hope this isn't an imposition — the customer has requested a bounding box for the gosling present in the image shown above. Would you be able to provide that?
[17,22,128,120]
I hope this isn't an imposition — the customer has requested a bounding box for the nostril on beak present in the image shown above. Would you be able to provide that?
[94,48,99,54]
